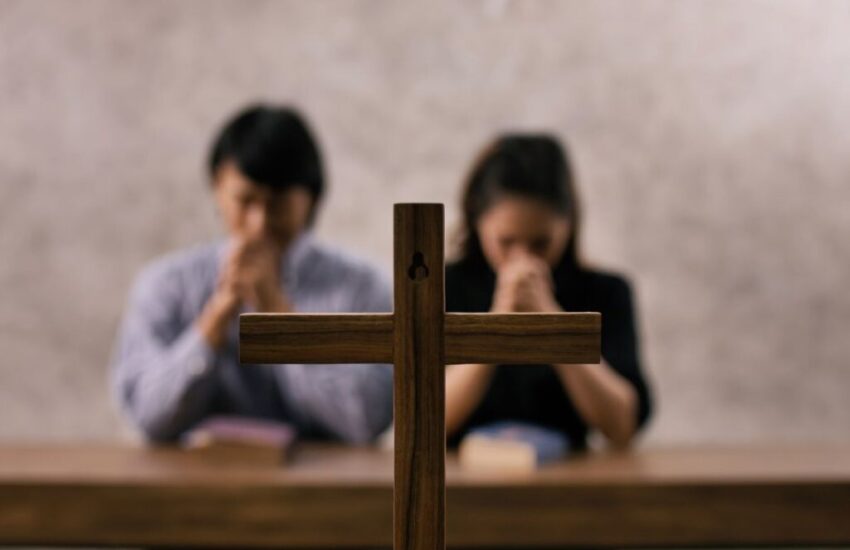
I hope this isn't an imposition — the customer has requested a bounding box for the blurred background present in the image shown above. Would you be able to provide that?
[1,0,848,444]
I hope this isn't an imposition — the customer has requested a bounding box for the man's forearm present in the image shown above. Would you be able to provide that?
[116,326,217,443]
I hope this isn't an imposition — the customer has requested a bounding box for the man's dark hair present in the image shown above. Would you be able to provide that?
[208,104,325,214]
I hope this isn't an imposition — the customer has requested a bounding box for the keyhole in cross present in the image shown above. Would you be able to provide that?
[408,251,429,281]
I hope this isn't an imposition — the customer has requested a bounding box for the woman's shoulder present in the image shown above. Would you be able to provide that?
[568,266,635,308]
[444,257,495,312]
[444,260,466,288]
[577,267,632,291]
[446,256,491,282]
[445,257,497,292]
[445,256,474,274]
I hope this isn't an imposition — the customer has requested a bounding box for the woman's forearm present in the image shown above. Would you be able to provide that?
[554,361,638,448]
[445,363,495,437]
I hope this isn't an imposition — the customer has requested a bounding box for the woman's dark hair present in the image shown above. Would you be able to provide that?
[208,104,325,221]
[455,133,583,271]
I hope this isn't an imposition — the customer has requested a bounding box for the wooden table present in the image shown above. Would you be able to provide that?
[0,444,848,548]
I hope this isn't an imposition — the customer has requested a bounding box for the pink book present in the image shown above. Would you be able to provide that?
[183,416,297,463]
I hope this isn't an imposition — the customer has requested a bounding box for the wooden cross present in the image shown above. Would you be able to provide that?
[239,203,601,550]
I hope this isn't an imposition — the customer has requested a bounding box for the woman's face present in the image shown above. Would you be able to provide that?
[475,195,571,271]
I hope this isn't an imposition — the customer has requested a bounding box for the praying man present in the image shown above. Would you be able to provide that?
[111,104,392,444]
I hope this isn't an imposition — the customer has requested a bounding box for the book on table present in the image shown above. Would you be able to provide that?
[182,416,297,464]
[459,421,569,472]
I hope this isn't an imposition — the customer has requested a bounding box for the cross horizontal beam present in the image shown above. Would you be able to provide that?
[239,313,395,364]
[240,312,600,366]
[445,312,600,365]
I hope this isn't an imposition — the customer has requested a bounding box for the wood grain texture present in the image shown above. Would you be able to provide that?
[239,311,600,366]
[2,444,850,548]
[444,312,600,365]
[239,313,394,364]
[393,204,445,550]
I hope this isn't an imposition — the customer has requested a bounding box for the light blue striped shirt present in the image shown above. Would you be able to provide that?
[111,232,393,444]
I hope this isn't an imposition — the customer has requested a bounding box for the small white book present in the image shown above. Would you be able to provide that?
[459,421,569,472]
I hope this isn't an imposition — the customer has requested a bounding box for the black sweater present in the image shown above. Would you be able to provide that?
[445,258,652,449]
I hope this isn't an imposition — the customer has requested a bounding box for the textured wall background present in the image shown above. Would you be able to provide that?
[1,0,848,444]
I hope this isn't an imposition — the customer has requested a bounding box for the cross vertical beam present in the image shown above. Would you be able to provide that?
[393,204,445,550]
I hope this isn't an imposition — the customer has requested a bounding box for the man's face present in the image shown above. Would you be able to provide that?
[212,161,313,248]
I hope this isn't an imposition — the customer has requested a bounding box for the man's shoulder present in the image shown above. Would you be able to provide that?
[134,241,221,293]
[298,239,391,311]
[303,239,387,285]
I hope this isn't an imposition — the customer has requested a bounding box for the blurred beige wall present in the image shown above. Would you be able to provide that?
[1,0,848,444]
